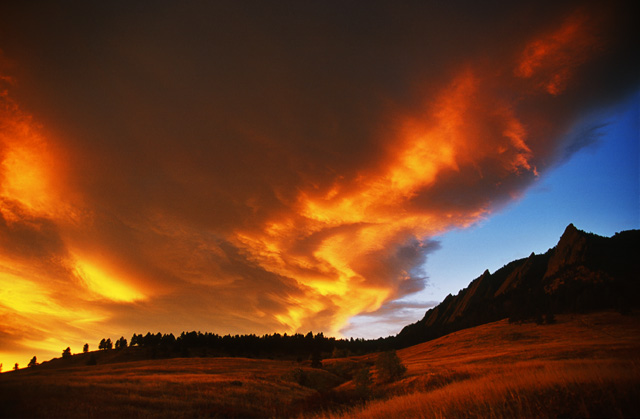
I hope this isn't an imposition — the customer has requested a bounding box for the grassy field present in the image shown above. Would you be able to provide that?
[318,311,640,418]
[1,311,639,418]
[0,357,341,418]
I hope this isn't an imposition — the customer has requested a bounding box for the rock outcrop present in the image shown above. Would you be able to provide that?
[396,224,640,347]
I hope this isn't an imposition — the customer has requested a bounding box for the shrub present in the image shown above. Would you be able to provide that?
[375,350,407,383]
[354,365,372,397]
[310,350,323,368]
[291,368,308,386]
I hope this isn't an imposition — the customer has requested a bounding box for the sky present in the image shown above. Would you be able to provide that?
[345,92,640,337]
[0,1,638,369]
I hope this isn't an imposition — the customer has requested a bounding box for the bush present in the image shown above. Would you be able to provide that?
[310,350,323,368]
[354,365,372,397]
[290,368,308,386]
[375,350,407,383]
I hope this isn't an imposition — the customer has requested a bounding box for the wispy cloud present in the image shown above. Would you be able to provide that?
[0,1,637,367]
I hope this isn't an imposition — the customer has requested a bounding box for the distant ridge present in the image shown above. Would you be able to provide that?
[396,224,640,347]
[22,224,640,369]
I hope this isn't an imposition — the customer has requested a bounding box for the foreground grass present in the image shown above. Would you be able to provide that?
[0,357,337,418]
[314,311,640,419]
[1,311,639,418]
[315,360,639,418]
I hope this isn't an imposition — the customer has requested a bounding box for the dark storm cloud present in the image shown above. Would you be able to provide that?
[0,0,638,366]
[0,199,66,261]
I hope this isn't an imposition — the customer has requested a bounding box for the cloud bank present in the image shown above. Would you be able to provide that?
[0,0,638,366]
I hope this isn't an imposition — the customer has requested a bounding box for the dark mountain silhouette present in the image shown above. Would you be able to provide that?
[396,224,640,347]
[23,224,639,369]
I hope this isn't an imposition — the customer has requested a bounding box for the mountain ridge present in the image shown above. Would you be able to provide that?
[396,224,640,347]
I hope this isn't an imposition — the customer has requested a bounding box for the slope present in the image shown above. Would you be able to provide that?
[320,311,640,419]
[397,224,640,347]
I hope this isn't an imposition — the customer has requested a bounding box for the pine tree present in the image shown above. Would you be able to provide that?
[115,336,127,349]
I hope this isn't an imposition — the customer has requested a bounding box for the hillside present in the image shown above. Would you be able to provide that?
[397,224,640,347]
[2,311,639,418]
[13,224,637,373]
[322,310,640,418]
[2,224,639,417]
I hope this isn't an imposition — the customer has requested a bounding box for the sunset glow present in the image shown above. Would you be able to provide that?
[74,258,146,303]
[0,1,637,369]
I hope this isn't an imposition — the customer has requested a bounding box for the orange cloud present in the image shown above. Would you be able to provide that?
[516,9,604,95]
[223,6,618,337]
[229,69,540,335]
[73,258,146,303]
[0,98,67,215]
[0,76,143,368]
[0,1,635,370]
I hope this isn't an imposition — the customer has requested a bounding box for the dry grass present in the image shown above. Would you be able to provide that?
[2,311,639,418]
[315,360,639,418]
[312,311,640,419]
[0,357,330,418]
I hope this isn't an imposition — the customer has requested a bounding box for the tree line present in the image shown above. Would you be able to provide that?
[13,331,396,369]
[11,330,398,371]
[90,330,397,360]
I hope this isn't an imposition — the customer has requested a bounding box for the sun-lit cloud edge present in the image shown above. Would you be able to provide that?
[0,75,151,369]
[229,8,607,336]
[0,3,631,369]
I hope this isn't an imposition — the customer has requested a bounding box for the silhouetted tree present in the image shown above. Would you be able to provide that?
[375,350,406,383]
[75,328,402,363]
[14,363,18,371]
[99,338,113,350]
[142,332,162,347]
[160,333,175,346]
[28,356,37,368]
[62,347,71,358]
[115,336,127,349]
[83,343,89,353]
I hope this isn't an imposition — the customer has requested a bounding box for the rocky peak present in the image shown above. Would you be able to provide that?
[560,223,581,243]
[396,224,639,349]
[545,223,589,279]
